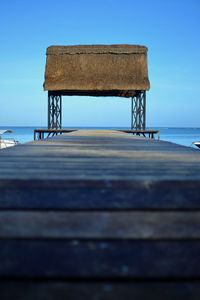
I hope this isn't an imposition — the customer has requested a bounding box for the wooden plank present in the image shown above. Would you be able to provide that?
[1,165,200,181]
[0,240,200,278]
[1,281,200,300]
[1,159,200,167]
[0,179,200,210]
[1,130,200,292]
[0,211,200,239]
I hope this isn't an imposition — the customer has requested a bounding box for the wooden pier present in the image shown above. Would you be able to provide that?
[34,128,160,140]
[1,130,200,299]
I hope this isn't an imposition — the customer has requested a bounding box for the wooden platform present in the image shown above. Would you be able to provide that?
[34,128,160,140]
[1,130,200,299]
[119,129,160,139]
[34,128,160,141]
[34,128,77,140]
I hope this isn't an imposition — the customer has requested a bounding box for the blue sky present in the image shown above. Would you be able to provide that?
[0,0,200,127]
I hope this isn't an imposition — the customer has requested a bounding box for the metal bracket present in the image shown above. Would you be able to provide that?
[48,92,62,129]
[131,91,146,130]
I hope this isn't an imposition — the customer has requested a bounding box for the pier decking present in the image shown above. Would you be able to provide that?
[1,130,200,299]
[34,128,160,140]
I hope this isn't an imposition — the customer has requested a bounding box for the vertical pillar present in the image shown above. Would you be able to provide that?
[48,92,62,129]
[131,91,146,130]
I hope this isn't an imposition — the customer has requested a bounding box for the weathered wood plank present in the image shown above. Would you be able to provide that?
[1,171,200,181]
[1,130,200,293]
[0,179,200,210]
[0,211,200,239]
[1,281,200,300]
[0,241,200,278]
[0,130,200,183]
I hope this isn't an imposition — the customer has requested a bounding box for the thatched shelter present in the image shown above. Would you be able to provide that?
[44,44,150,97]
[43,44,150,130]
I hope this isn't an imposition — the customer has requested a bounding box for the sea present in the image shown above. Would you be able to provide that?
[1,126,200,149]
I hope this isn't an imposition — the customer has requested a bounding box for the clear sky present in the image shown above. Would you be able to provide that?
[0,0,200,127]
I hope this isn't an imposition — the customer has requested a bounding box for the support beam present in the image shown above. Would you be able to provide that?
[131,91,146,130]
[48,92,62,129]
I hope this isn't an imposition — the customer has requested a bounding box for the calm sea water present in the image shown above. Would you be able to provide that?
[1,126,200,148]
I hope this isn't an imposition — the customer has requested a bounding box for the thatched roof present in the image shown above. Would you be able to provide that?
[43,44,150,97]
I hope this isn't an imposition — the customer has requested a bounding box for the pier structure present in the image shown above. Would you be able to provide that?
[1,130,200,298]
[3,44,199,298]
[35,44,152,139]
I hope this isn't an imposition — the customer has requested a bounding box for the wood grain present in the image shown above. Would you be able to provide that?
[0,240,200,278]
[0,211,200,239]
[1,130,200,297]
[1,281,200,300]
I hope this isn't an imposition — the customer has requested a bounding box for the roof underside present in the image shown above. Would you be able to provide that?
[44,44,150,97]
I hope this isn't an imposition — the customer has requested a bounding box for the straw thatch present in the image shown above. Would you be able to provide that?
[43,44,150,97]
